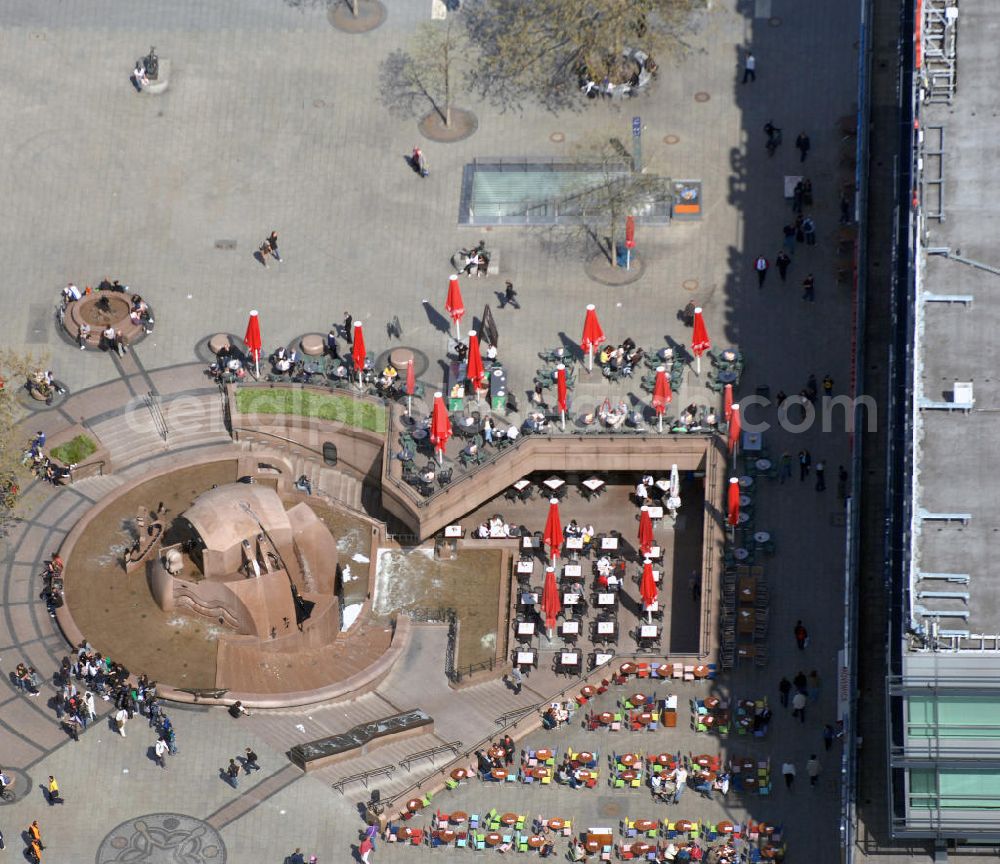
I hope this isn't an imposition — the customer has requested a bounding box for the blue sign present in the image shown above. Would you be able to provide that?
[632,116,642,137]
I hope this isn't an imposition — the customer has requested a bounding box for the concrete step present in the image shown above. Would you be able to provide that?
[312,735,441,800]
[70,474,127,500]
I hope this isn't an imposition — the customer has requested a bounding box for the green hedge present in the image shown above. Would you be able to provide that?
[235,388,386,433]
[50,434,98,465]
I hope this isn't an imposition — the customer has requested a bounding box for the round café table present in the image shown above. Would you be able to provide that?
[619,662,636,675]
[451,812,468,824]
[740,700,756,710]
[693,665,710,678]
[629,843,653,855]
[630,692,648,706]
[585,839,601,853]
[485,832,503,846]
[759,823,776,835]
[436,829,456,843]
[620,753,640,767]
[717,821,734,834]
[636,712,654,725]
[488,745,506,760]
[547,819,564,832]
[739,476,753,488]
[575,769,593,783]
[491,768,508,780]
[694,755,713,767]
[704,697,720,709]
[634,820,658,832]
[530,836,546,850]
[500,813,518,827]
[620,770,638,782]
[651,753,674,766]
[742,776,759,791]
[399,827,419,840]
[675,820,693,832]
[755,458,772,470]
[738,512,750,524]
[598,712,614,724]
[762,845,783,860]
[581,685,596,698]
[754,531,771,544]
[739,494,752,507]
[734,547,749,561]
[576,751,595,764]
[531,767,550,780]
[406,798,424,812]
[535,748,553,761]
[702,714,717,727]
[450,768,470,781]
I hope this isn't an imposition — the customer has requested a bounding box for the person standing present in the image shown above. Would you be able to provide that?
[154,737,169,769]
[28,821,43,851]
[258,238,272,268]
[503,281,519,309]
[806,755,822,785]
[115,707,128,737]
[289,849,306,864]
[411,147,428,178]
[776,250,791,282]
[343,312,353,344]
[742,50,756,83]
[501,734,515,767]
[754,255,768,287]
[798,449,811,481]
[672,765,687,804]
[47,776,62,805]
[360,835,374,864]
[795,132,811,162]
[226,758,240,789]
[791,691,807,724]
[808,670,822,703]
[325,327,340,359]
[815,460,826,491]
[266,231,282,263]
[508,665,523,695]
[244,747,261,773]
[802,216,816,246]
[801,273,815,302]
[778,676,792,708]
[794,620,809,650]
[781,761,796,790]
[823,724,835,751]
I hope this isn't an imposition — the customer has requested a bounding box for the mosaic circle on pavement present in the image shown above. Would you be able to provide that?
[97,813,225,864]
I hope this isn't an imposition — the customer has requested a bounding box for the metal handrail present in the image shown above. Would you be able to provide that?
[398,740,463,771]
[494,703,543,726]
[333,763,396,794]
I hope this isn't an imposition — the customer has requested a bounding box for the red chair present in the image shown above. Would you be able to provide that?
[596,679,610,694]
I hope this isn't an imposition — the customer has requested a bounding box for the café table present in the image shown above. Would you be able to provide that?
[513,479,531,491]
[619,753,640,767]
[630,693,648,706]
[717,821,735,834]
[560,621,580,638]
[634,820,658,832]
[597,712,614,724]
[655,479,671,492]
[646,545,663,560]
[489,745,506,760]
[627,842,653,855]
[635,711,654,725]
[674,820,693,833]
[704,697,721,710]
[517,621,536,637]
[531,767,551,780]
[754,531,771,544]
[516,650,536,668]
[580,685,596,698]
[406,798,424,812]
[435,829,456,843]
[450,768,471,781]
[544,476,566,491]
[601,535,620,551]
[412,428,428,440]
[491,768,508,780]
[738,512,750,525]
[519,592,539,607]
[758,823,777,835]
[563,563,583,579]
[563,592,582,607]
[535,748,553,761]
[399,826,420,840]
[740,494,752,507]
[639,624,659,640]
[755,458,772,471]
[702,714,717,728]
[565,536,584,552]
[738,609,756,634]
[576,750,595,764]
[651,753,674,766]
[517,559,535,575]
[619,662,636,675]
[521,535,541,549]
[717,369,738,384]
[738,576,755,601]
[547,819,565,832]
[693,665,710,678]
[596,593,617,608]
[596,621,617,638]
[528,836,545,849]
[575,769,593,783]
[619,770,638,782]
[584,839,603,854]
[742,776,759,791]
[694,754,713,767]
[733,547,750,561]
[560,651,581,671]
[739,475,753,488]
[500,813,518,827]
[582,477,605,492]
[485,832,503,846]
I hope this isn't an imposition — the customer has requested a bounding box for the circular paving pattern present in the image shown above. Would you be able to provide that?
[418,108,479,143]
[663,135,680,145]
[0,768,32,805]
[327,0,387,33]
[694,92,710,103]
[97,813,226,863]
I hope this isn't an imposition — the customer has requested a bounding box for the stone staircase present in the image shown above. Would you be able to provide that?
[87,392,233,474]
[69,473,128,501]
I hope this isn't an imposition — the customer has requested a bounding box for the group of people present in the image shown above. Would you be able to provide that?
[475,514,515,539]
[578,51,658,100]
[459,240,490,277]
[540,701,575,730]
[598,338,645,380]
[23,431,71,487]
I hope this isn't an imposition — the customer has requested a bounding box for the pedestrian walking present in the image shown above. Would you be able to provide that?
[507,665,523,695]
[257,238,272,268]
[806,755,822,785]
[808,670,822,703]
[289,849,306,864]
[794,620,809,650]
[673,766,687,803]
[754,255,768,287]
[823,724,835,751]
[64,712,83,742]
[411,146,429,178]
[837,465,849,500]
[226,759,240,789]
[154,737,168,769]
[782,224,796,254]
[28,820,43,850]
[795,132,811,162]
[778,676,791,708]
[29,839,41,863]
[742,50,756,83]
[343,312,353,344]
[779,451,792,484]
[776,250,791,281]
[815,460,826,491]
[115,707,128,737]
[46,776,62,805]
[244,747,261,772]
[503,281,520,309]
[360,836,374,864]
[803,215,817,245]
[801,273,815,301]
[798,450,811,481]
[266,231,281,262]
[781,761,795,790]
[84,690,96,723]
[791,691,807,724]
[793,670,807,693]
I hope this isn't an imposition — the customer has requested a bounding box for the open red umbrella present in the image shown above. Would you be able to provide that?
[638,505,654,556]
[723,383,734,422]
[541,565,561,634]
[581,304,605,372]
[244,310,262,378]
[640,560,658,618]
[445,274,465,339]
[556,364,568,429]
[691,307,711,374]
[467,330,484,396]
[727,477,740,528]
[405,358,416,416]
[543,497,563,562]
[352,321,366,387]
[430,391,452,464]
[652,366,672,431]
[727,403,741,457]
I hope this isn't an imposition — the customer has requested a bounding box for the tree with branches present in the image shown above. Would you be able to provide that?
[462,0,698,109]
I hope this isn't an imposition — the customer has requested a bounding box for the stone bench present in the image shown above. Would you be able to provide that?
[209,334,232,355]
[144,58,170,95]
[65,294,144,349]
[300,334,325,356]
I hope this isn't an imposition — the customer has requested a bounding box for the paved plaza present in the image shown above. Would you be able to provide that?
[0,0,861,861]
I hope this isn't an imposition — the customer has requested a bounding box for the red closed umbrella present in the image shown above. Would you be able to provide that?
[638,506,654,556]
[405,359,416,416]
[541,565,561,634]
[430,391,452,464]
[244,310,262,378]
[727,477,740,528]
[625,215,636,271]
[728,404,741,457]
[556,364,568,429]
[543,497,563,562]
[467,330,484,395]
[691,307,711,374]
[352,321,367,387]
[445,274,465,338]
[652,366,672,432]
[581,304,605,372]
[723,383,733,422]
[640,560,658,619]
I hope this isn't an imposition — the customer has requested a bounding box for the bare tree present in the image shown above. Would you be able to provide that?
[378,17,467,128]
[463,0,697,109]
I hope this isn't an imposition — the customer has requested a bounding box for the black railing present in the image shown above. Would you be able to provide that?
[332,763,396,794]
[494,703,543,726]
[398,740,463,771]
